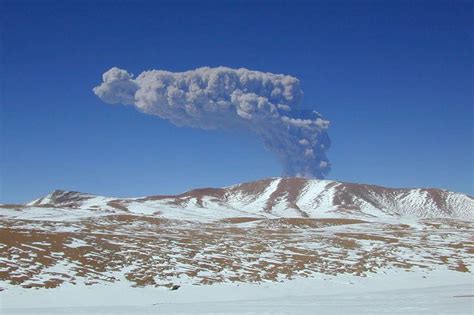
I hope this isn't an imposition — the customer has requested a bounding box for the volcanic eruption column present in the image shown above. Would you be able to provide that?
[94,66,331,178]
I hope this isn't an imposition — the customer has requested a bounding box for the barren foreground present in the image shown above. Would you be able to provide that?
[1,178,473,313]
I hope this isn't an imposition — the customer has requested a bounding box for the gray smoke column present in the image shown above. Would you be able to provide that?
[93,66,331,178]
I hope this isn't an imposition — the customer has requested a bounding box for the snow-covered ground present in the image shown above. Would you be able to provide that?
[1,269,472,314]
[1,178,473,314]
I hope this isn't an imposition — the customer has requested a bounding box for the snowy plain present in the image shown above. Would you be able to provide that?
[1,268,472,314]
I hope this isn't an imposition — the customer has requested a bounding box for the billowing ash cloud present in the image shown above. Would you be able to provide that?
[93,66,331,178]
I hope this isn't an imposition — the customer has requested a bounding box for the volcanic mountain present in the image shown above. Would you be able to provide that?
[18,177,474,221]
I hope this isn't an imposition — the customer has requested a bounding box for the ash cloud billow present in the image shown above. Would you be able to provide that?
[93,66,331,178]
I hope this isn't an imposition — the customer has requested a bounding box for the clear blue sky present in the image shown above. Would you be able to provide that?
[1,0,472,203]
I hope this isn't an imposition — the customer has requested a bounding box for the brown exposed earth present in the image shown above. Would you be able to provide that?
[0,215,472,290]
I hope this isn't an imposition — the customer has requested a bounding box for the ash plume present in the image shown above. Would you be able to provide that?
[93,66,331,178]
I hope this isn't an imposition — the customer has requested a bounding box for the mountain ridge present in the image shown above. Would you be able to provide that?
[10,177,472,221]
[32,176,471,200]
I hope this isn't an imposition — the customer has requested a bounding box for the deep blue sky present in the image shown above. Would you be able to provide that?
[1,0,472,203]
